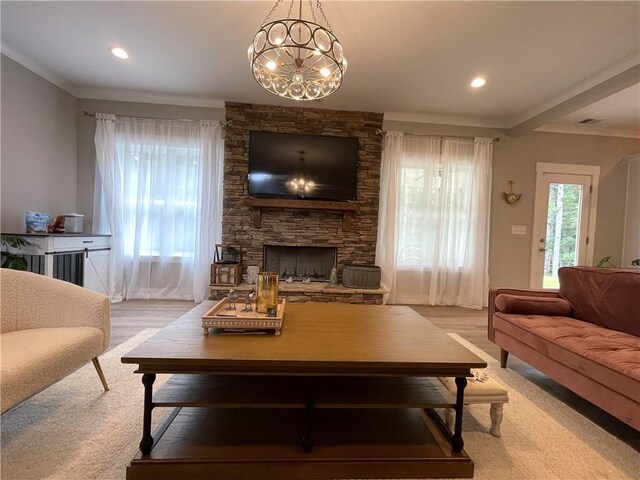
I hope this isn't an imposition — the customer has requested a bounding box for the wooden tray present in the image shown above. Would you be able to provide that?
[202,298,286,335]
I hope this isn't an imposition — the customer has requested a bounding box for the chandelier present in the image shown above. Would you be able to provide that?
[287,150,316,194]
[248,0,347,101]
[287,176,316,194]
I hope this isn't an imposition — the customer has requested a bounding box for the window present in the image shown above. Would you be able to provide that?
[119,142,200,258]
[376,133,493,307]
[94,114,223,302]
[397,148,473,269]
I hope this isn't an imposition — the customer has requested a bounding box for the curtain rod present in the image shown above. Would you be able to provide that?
[376,129,501,142]
[80,110,231,126]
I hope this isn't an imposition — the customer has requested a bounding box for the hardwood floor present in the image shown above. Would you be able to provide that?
[110,300,638,449]
[109,300,196,349]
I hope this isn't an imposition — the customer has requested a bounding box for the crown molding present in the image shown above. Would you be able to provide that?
[76,87,226,109]
[1,43,80,96]
[383,111,509,129]
[1,43,225,108]
[512,50,640,127]
[2,42,637,130]
[535,124,640,139]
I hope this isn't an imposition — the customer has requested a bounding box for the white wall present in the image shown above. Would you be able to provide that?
[491,132,638,286]
[2,53,637,288]
[1,55,78,232]
[76,98,225,228]
[382,119,640,288]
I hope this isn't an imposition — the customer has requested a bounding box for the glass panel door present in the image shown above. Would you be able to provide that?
[531,173,592,289]
[542,183,585,288]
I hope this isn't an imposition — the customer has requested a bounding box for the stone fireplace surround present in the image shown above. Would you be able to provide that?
[222,102,384,290]
[215,102,385,304]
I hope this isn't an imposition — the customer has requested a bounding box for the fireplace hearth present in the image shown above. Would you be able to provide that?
[263,245,337,282]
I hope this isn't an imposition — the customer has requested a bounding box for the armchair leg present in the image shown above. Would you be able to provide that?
[500,349,509,368]
[92,357,109,391]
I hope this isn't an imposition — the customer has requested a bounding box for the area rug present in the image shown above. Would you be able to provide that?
[0,329,173,480]
[444,334,638,480]
[1,330,637,480]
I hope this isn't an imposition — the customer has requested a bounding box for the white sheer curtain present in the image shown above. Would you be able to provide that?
[375,132,403,304]
[458,138,493,308]
[93,114,223,302]
[375,133,493,309]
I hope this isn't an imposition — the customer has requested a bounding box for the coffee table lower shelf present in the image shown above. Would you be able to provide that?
[127,406,473,480]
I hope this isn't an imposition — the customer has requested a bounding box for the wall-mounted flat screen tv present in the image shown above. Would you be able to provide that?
[248,131,358,201]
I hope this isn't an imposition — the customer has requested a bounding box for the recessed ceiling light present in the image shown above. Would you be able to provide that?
[110,47,129,59]
[470,77,486,88]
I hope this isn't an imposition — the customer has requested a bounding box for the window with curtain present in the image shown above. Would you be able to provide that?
[397,143,473,268]
[375,133,493,309]
[118,141,200,258]
[93,114,224,302]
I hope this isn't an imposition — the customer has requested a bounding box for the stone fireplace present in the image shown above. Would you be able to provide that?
[223,102,384,278]
[263,245,337,282]
[214,102,385,304]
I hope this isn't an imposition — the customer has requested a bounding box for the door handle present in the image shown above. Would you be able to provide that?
[539,247,546,252]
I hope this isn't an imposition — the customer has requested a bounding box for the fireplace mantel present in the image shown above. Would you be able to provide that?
[244,197,359,230]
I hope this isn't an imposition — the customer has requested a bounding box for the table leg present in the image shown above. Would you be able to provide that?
[139,373,156,455]
[452,376,467,453]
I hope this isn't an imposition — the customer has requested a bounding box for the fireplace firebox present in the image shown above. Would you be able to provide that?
[263,245,337,282]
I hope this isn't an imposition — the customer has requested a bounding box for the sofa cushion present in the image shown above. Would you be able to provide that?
[1,327,104,413]
[495,294,572,316]
[493,313,640,401]
[558,267,640,337]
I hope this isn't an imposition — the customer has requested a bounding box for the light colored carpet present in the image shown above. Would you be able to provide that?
[444,334,639,480]
[0,330,637,480]
[0,329,172,480]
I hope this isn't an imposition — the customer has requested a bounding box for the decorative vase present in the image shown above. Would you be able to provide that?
[256,272,279,314]
[246,266,260,284]
[329,267,338,286]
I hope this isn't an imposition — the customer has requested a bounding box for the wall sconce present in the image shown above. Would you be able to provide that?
[502,180,523,205]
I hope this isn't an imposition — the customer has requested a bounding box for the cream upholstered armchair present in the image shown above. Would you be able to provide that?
[0,269,111,414]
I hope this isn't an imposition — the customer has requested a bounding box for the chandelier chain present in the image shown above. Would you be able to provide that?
[316,0,333,31]
[308,0,318,24]
[261,0,285,26]
[287,0,294,19]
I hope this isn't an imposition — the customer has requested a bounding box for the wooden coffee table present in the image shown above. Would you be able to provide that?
[121,302,487,479]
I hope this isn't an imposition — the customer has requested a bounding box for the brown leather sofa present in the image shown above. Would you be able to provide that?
[488,266,640,430]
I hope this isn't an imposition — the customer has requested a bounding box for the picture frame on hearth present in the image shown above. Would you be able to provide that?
[214,244,243,265]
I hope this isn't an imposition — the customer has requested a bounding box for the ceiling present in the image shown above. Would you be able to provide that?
[551,84,640,131]
[1,1,639,133]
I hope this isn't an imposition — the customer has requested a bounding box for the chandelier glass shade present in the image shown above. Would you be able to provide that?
[287,176,316,194]
[248,1,347,101]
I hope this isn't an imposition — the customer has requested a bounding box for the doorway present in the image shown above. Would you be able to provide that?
[530,163,600,288]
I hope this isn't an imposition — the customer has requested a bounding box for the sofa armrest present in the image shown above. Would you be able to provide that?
[488,288,559,342]
[1,270,110,352]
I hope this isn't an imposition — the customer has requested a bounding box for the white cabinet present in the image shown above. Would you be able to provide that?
[83,249,111,296]
[3,234,111,296]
